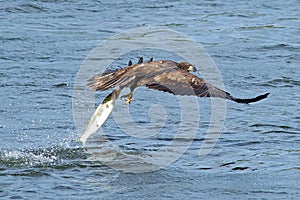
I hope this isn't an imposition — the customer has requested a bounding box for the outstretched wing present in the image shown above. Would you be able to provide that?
[144,69,228,98]
[144,70,269,104]
[87,60,179,91]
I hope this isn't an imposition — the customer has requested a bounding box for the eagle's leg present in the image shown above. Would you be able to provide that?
[121,91,133,104]
[114,88,122,99]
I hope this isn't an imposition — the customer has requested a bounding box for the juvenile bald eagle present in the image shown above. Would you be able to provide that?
[87,58,269,104]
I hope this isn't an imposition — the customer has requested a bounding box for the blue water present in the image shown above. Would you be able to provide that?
[1,0,299,199]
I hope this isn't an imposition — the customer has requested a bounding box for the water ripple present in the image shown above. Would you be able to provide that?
[4,3,48,13]
[250,123,295,130]
[257,77,300,87]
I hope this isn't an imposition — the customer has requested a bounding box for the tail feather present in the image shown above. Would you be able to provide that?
[87,69,135,91]
[87,57,149,91]
[227,93,270,104]
[87,70,118,91]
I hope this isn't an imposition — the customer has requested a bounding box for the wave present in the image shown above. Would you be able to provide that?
[257,77,300,87]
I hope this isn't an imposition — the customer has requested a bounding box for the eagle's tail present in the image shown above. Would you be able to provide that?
[87,68,135,91]
[226,92,270,104]
[87,70,118,91]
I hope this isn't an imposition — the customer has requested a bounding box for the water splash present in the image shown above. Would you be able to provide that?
[0,146,86,168]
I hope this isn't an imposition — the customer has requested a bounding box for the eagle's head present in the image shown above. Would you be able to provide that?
[177,62,197,72]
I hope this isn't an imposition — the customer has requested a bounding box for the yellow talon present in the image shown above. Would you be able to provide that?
[121,92,133,105]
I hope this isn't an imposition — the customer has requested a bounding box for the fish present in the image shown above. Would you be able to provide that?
[79,90,120,145]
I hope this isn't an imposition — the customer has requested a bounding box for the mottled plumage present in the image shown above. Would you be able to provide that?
[87,58,269,104]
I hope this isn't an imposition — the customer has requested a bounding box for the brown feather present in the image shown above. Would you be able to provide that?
[87,59,269,104]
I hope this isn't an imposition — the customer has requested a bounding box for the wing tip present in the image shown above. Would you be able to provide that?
[231,92,270,104]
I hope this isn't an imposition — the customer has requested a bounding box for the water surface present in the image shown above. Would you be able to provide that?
[1,0,299,199]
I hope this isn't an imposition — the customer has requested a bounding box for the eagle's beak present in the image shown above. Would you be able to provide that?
[188,65,197,72]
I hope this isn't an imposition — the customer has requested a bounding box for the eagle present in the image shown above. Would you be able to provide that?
[87,57,269,104]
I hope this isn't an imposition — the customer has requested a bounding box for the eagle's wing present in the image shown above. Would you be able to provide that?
[144,70,269,104]
[144,69,228,98]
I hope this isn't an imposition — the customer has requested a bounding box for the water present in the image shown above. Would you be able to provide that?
[1,0,299,199]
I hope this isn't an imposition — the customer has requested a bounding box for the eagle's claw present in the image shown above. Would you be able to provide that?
[121,92,133,105]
